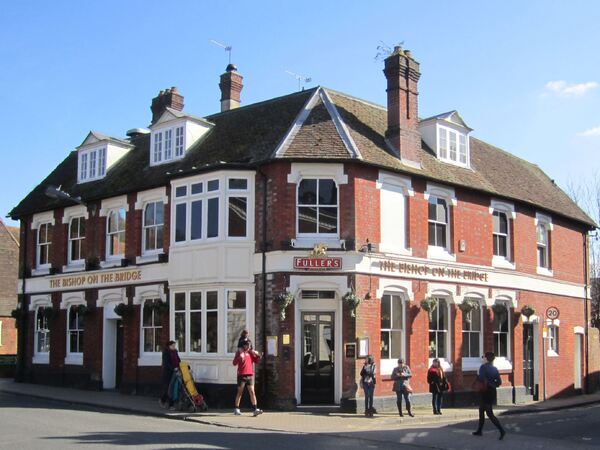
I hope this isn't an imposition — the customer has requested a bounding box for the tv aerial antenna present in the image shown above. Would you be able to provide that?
[209,39,233,65]
[285,70,312,91]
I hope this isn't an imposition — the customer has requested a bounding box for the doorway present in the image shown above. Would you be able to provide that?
[301,312,335,404]
[523,322,538,399]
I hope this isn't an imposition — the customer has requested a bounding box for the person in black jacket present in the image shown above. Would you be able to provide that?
[360,355,377,417]
[159,340,181,410]
[427,358,446,414]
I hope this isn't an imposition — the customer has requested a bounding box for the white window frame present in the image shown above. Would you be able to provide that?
[61,205,89,272]
[106,208,126,261]
[490,200,516,269]
[460,298,484,370]
[34,306,51,356]
[535,213,553,276]
[425,183,457,261]
[61,292,85,365]
[436,124,470,167]
[67,304,84,358]
[427,296,451,370]
[150,124,186,166]
[492,301,512,365]
[296,177,339,239]
[380,293,406,370]
[78,146,107,183]
[36,222,52,270]
[171,172,254,247]
[547,319,559,357]
[142,201,164,256]
[133,284,166,366]
[30,295,52,364]
[68,216,86,266]
[140,298,163,355]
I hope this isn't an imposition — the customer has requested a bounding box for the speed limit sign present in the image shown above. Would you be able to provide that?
[546,306,560,320]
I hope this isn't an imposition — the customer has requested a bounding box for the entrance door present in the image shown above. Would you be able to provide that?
[523,323,535,396]
[301,312,334,404]
[115,320,124,388]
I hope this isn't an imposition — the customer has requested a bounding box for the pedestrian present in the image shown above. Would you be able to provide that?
[472,352,506,440]
[391,358,414,417]
[427,358,446,415]
[159,340,180,410]
[233,337,262,416]
[360,355,377,417]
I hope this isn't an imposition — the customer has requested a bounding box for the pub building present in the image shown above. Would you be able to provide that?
[10,48,597,410]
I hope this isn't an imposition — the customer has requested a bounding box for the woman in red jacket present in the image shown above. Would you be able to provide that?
[427,358,446,415]
[233,338,262,416]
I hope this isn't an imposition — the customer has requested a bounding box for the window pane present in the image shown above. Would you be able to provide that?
[174,293,186,310]
[318,207,337,233]
[428,222,436,246]
[175,312,185,352]
[175,203,186,242]
[391,330,402,358]
[207,311,218,353]
[191,183,203,194]
[392,297,403,329]
[206,291,218,309]
[191,200,202,240]
[207,180,219,191]
[470,332,479,357]
[436,201,447,223]
[227,311,246,353]
[298,207,317,233]
[381,295,391,329]
[207,198,219,238]
[228,291,246,309]
[143,303,153,326]
[229,179,247,190]
[437,331,445,358]
[145,202,155,226]
[461,332,469,357]
[190,292,202,310]
[318,179,337,205]
[70,332,79,353]
[228,197,247,237]
[175,186,187,197]
[144,329,154,352]
[429,332,436,358]
[145,227,156,251]
[298,179,317,205]
[190,311,201,352]
[381,331,390,359]
[498,212,508,234]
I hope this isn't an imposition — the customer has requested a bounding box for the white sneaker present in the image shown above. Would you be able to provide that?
[234,408,241,415]
[253,408,263,416]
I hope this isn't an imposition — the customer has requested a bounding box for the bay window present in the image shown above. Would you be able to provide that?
[227,290,246,353]
[173,289,223,355]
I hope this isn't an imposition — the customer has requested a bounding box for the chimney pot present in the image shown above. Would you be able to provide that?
[219,64,244,112]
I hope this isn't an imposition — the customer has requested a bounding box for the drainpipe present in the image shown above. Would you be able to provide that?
[583,231,590,394]
[15,218,28,382]
[257,165,269,404]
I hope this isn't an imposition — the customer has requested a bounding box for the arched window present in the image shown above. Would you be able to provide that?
[68,305,84,354]
[380,293,404,360]
[461,298,483,359]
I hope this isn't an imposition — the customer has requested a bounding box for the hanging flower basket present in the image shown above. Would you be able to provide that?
[420,297,437,320]
[521,304,535,319]
[150,300,169,315]
[492,303,508,322]
[114,303,134,318]
[274,291,294,321]
[458,299,480,323]
[343,291,361,318]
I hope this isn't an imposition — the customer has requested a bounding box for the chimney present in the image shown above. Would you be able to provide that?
[150,87,184,124]
[383,47,421,167]
[219,63,243,112]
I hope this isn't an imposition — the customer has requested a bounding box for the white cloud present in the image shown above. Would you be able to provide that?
[577,125,600,137]
[544,80,598,97]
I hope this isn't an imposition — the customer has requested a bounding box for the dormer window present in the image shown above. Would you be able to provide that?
[151,125,185,165]
[419,110,472,168]
[79,147,106,182]
[76,131,133,184]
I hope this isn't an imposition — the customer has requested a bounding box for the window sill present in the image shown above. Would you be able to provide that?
[379,245,413,257]
[536,267,554,277]
[62,264,86,273]
[100,260,122,269]
[492,257,515,270]
[428,358,453,372]
[65,354,83,366]
[547,350,559,357]
[293,236,344,250]
[31,267,50,276]
[138,354,162,366]
[32,354,49,365]
[493,357,512,371]
[427,246,456,262]
[461,357,482,372]
[136,254,160,264]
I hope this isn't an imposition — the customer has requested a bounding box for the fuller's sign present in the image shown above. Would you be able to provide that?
[294,257,342,270]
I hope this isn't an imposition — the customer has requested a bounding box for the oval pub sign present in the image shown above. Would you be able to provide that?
[546,306,560,320]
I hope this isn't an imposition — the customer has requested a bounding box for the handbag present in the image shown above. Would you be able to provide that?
[471,378,487,393]
[403,384,413,394]
[441,379,450,392]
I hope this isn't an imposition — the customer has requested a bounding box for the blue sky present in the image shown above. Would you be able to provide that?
[2,0,599,227]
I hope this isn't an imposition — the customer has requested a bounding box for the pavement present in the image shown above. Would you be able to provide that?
[2,378,600,434]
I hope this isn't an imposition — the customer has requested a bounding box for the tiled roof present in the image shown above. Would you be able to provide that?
[9,86,595,228]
